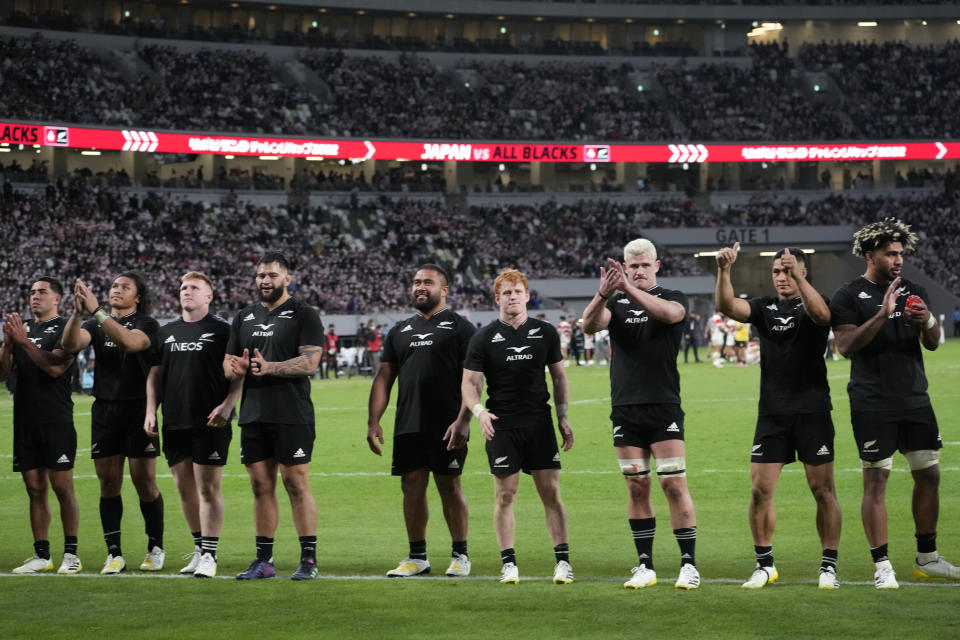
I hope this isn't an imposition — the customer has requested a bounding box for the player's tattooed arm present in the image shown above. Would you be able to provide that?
[251,345,323,378]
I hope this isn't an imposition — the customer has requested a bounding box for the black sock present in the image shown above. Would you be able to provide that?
[201,536,219,559]
[916,532,937,554]
[501,548,516,566]
[139,494,164,551]
[100,495,123,556]
[821,548,838,572]
[256,536,274,562]
[452,540,468,557]
[554,543,570,564]
[674,526,697,567]
[755,545,774,568]
[34,539,51,560]
[64,536,78,556]
[191,530,202,549]
[299,535,317,562]
[870,543,889,563]
[629,517,656,570]
[409,539,427,561]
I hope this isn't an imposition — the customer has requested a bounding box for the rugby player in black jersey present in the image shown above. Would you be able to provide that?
[716,243,842,590]
[145,272,242,579]
[367,264,476,578]
[582,238,700,590]
[1,278,81,574]
[61,272,164,575]
[831,218,959,589]
[461,269,574,585]
[224,252,324,581]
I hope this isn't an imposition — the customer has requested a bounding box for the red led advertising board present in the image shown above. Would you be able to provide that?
[4,121,957,164]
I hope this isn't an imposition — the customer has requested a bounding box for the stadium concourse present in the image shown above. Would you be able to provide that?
[0,34,959,141]
[0,180,958,318]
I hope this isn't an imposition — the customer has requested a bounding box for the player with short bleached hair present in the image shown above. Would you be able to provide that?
[583,238,701,591]
[831,217,959,589]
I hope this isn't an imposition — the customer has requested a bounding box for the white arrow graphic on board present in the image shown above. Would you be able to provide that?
[364,140,376,160]
[121,130,159,152]
[668,143,709,163]
[936,141,947,160]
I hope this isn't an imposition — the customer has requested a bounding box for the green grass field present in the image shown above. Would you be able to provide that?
[1,343,959,639]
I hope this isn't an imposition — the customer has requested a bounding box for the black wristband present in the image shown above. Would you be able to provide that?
[598,292,609,300]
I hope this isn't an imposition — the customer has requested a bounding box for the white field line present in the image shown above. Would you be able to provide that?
[0,571,957,587]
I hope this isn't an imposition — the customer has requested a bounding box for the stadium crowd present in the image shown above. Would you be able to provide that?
[654,42,858,141]
[298,51,674,141]
[134,45,327,135]
[0,182,709,317]
[798,40,960,140]
[291,166,446,193]
[4,34,959,142]
[2,179,957,318]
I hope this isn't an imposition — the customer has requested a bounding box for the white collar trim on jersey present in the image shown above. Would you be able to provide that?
[497,317,529,330]
[416,306,449,320]
[861,275,893,287]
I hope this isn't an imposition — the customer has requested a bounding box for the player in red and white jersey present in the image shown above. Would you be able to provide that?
[707,311,726,368]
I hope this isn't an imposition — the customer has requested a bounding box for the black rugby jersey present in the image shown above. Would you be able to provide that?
[226,297,324,425]
[606,287,687,406]
[831,276,931,411]
[82,311,158,401]
[12,316,73,424]
[747,295,831,416]
[153,314,232,430]
[464,317,562,429]
[380,308,476,437]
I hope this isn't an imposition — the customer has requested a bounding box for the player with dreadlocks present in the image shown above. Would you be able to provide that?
[830,217,959,589]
